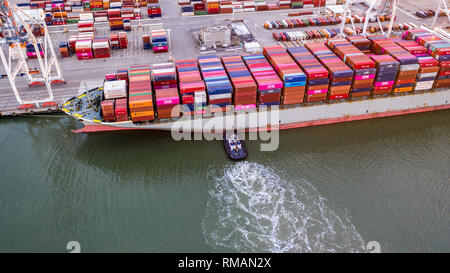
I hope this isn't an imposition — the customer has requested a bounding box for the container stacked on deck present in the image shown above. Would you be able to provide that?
[198,55,233,110]
[115,98,128,122]
[370,38,419,93]
[327,38,376,98]
[150,29,168,53]
[403,28,450,89]
[367,54,399,95]
[104,80,127,100]
[128,65,155,122]
[263,45,306,105]
[287,46,330,102]
[101,100,115,122]
[305,42,353,101]
[242,54,283,106]
[151,63,180,119]
[222,55,257,110]
[346,35,371,53]
[396,40,440,91]
[92,37,111,58]
[176,59,207,114]
[147,3,162,18]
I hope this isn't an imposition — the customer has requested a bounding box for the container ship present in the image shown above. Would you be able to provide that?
[62,28,450,133]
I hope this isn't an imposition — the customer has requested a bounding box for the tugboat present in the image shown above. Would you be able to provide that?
[223,132,247,161]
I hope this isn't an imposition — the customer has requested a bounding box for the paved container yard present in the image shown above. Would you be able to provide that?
[0,0,448,114]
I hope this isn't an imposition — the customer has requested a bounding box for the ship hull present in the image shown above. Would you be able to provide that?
[72,89,450,133]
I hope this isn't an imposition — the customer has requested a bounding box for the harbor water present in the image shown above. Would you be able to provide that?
[0,110,449,252]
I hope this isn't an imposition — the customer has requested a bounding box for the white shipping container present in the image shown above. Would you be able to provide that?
[79,13,93,21]
[104,80,127,99]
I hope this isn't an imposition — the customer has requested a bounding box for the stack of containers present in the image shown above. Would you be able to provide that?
[151,63,180,119]
[232,2,244,13]
[242,54,283,106]
[103,80,127,100]
[108,9,123,30]
[176,59,207,114]
[109,0,122,9]
[123,18,131,31]
[255,0,269,11]
[404,28,450,88]
[396,40,440,91]
[206,0,220,14]
[278,0,291,9]
[142,35,151,50]
[134,8,142,20]
[243,1,256,12]
[75,39,93,60]
[222,55,257,110]
[367,54,399,95]
[263,45,306,105]
[305,42,353,101]
[150,29,168,53]
[110,33,120,49]
[147,3,162,18]
[118,32,128,49]
[198,55,233,110]
[114,98,128,122]
[116,69,129,84]
[219,0,232,13]
[193,2,207,15]
[90,1,104,10]
[101,100,115,122]
[78,20,94,32]
[371,39,419,93]
[181,5,194,16]
[59,42,70,57]
[291,0,303,8]
[92,37,111,58]
[128,65,155,122]
[287,46,330,102]
[346,35,371,53]
[94,10,108,22]
[327,38,376,98]
[26,43,44,59]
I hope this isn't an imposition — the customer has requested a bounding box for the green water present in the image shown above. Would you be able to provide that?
[0,110,449,252]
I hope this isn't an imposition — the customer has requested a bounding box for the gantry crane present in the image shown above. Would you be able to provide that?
[338,0,399,38]
[0,0,64,105]
[431,0,450,29]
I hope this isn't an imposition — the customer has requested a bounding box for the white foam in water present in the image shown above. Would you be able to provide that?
[202,162,366,253]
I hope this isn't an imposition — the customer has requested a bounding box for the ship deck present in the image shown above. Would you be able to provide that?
[1,1,449,116]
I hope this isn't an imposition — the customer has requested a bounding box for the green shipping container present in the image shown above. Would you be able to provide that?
[194,11,208,16]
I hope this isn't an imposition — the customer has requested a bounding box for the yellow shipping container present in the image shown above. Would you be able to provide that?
[393,87,413,93]
[131,111,155,117]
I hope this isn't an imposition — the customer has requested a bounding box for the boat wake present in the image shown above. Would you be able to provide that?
[202,162,366,252]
